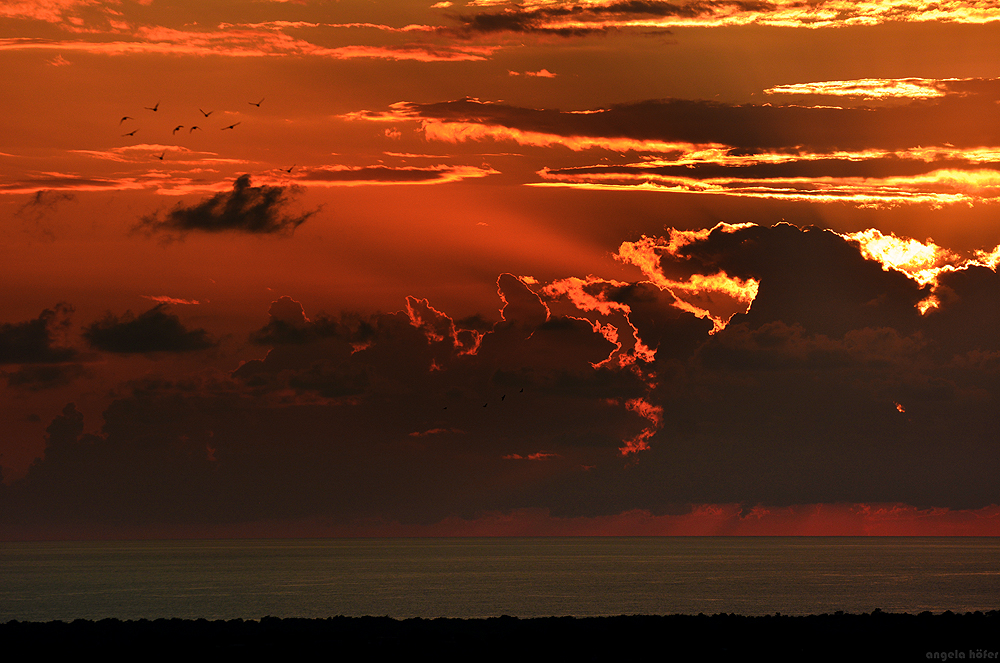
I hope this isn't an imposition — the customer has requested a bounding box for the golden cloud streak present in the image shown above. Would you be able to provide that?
[141,296,201,305]
[534,167,1000,207]
[420,120,725,153]
[0,32,493,61]
[219,21,437,33]
[765,78,955,99]
[282,164,499,187]
[484,0,1000,31]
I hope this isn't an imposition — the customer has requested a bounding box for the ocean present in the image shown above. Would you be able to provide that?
[2,537,998,622]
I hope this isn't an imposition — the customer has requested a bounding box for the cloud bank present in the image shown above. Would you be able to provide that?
[4,223,1000,536]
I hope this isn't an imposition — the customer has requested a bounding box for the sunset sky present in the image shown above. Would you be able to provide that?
[3,0,1000,538]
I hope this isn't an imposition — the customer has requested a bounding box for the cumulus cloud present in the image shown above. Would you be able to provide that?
[138,174,318,236]
[83,304,216,353]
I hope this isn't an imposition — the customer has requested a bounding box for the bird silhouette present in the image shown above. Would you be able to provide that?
[249,97,264,107]
[145,102,159,111]
[199,108,213,117]
[155,152,165,160]
[122,130,137,137]
[221,122,240,130]
[189,126,202,132]
[283,164,295,174]
[119,116,133,124]
[172,125,184,134]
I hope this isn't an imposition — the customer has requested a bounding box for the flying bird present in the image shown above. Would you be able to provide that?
[119,116,133,124]
[189,126,202,132]
[145,102,159,111]
[221,122,240,130]
[283,164,295,174]
[172,125,184,134]
[155,152,165,160]
[249,97,264,107]
[199,109,213,117]
[122,130,137,137]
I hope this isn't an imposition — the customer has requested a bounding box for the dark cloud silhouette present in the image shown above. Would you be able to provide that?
[138,174,317,236]
[0,305,86,390]
[83,304,215,354]
[0,304,76,365]
[673,223,927,337]
[3,364,90,391]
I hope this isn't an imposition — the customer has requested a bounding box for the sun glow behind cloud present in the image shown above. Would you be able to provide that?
[842,228,1000,314]
[615,228,761,333]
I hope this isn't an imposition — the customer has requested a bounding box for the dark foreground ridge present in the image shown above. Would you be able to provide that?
[3,611,1000,659]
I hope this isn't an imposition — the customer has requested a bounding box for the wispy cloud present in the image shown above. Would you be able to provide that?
[289,164,499,186]
[0,0,106,23]
[0,27,493,61]
[141,295,202,306]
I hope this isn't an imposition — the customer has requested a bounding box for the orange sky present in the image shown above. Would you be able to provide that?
[3,0,1000,538]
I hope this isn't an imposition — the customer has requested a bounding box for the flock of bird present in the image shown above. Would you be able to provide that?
[118,98,264,159]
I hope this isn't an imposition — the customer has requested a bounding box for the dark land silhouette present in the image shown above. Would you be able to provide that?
[2,611,998,658]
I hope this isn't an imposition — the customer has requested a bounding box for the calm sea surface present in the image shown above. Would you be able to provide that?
[2,537,998,622]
